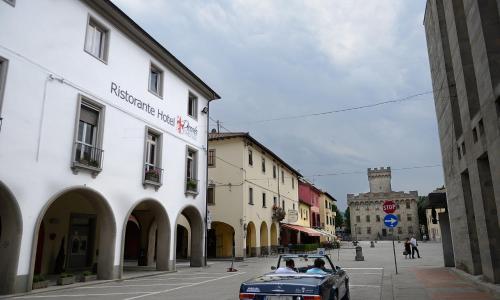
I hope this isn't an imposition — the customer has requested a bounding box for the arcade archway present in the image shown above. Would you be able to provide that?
[270,223,278,251]
[0,182,22,295]
[31,187,116,286]
[246,221,257,257]
[260,222,269,255]
[207,222,234,258]
[176,206,204,267]
[121,199,170,273]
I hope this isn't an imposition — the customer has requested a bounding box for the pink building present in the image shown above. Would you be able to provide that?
[298,180,322,228]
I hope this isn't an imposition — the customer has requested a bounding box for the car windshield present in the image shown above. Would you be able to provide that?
[278,255,334,274]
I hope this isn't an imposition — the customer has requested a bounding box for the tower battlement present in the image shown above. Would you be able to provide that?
[368,166,392,193]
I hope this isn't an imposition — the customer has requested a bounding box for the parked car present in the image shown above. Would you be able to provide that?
[239,254,349,300]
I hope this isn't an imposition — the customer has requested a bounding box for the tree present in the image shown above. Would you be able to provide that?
[333,205,344,228]
[344,207,351,234]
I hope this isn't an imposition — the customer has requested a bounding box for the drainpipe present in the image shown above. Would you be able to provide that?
[204,100,210,267]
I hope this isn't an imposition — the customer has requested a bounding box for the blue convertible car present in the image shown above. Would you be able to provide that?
[239,254,349,300]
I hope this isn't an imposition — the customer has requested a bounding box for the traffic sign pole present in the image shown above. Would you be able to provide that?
[383,202,399,275]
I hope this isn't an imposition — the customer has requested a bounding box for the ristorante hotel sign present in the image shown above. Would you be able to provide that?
[110,82,198,139]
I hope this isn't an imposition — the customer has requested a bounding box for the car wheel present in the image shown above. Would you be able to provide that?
[341,280,350,300]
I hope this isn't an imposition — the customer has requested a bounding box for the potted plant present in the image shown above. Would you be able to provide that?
[57,272,75,286]
[80,270,96,282]
[186,179,197,192]
[272,206,286,221]
[32,274,49,290]
[145,169,160,182]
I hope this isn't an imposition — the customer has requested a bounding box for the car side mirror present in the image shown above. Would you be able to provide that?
[271,266,276,270]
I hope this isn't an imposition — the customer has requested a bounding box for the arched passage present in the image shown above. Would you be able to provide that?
[0,181,22,295]
[208,222,234,258]
[270,223,278,251]
[246,221,257,257]
[175,205,204,267]
[176,219,190,260]
[260,222,269,255]
[30,187,116,288]
[121,199,170,274]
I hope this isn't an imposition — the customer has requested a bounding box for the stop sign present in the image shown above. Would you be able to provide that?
[383,200,396,214]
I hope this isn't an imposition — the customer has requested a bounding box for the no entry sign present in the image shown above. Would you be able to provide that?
[383,200,396,214]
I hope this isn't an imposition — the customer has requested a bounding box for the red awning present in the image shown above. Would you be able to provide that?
[281,223,320,237]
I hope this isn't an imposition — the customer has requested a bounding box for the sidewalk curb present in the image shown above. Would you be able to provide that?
[450,268,500,298]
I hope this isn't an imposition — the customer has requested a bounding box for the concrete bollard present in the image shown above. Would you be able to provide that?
[370,241,375,248]
[355,246,364,261]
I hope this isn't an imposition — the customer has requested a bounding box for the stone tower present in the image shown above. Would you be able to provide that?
[368,167,391,193]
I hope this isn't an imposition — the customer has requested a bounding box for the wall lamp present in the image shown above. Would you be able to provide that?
[201,107,208,114]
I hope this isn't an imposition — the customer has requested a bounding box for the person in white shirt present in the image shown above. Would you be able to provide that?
[410,236,421,259]
[275,259,297,274]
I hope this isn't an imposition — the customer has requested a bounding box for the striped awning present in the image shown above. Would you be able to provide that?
[281,223,321,237]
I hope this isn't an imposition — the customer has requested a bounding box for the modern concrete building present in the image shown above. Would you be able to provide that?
[0,0,219,294]
[347,167,420,241]
[207,132,301,259]
[424,0,500,283]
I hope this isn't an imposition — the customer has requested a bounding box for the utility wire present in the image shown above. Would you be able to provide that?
[224,90,436,125]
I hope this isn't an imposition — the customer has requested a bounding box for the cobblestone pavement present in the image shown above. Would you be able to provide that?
[5,241,498,300]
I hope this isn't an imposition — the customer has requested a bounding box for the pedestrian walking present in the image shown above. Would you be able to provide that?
[410,235,421,259]
[404,238,411,259]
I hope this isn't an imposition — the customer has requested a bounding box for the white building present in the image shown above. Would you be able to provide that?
[0,0,220,294]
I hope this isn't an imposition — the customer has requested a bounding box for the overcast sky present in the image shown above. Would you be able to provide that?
[113,0,443,211]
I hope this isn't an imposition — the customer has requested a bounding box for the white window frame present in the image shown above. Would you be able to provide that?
[188,92,198,120]
[72,95,105,176]
[185,146,198,195]
[0,57,8,119]
[148,63,163,97]
[143,127,163,188]
[84,16,109,63]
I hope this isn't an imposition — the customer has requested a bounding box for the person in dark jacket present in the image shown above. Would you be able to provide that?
[404,238,411,259]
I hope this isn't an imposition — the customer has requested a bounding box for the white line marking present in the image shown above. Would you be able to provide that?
[343,268,384,270]
[123,271,247,300]
[125,276,216,281]
[16,292,149,298]
[349,285,381,288]
[76,283,194,289]
[347,272,383,275]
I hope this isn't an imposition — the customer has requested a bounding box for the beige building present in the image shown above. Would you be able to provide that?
[319,192,337,242]
[207,132,301,259]
[348,167,420,241]
[426,208,446,242]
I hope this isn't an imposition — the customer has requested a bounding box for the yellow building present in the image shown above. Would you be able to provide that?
[207,132,301,259]
[297,202,311,228]
[319,192,337,242]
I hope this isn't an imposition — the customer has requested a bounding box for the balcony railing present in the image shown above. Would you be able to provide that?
[185,178,199,194]
[144,165,163,186]
[73,142,103,172]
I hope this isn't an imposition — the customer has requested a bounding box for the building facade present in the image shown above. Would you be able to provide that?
[319,192,337,242]
[424,0,500,283]
[0,0,219,294]
[207,132,301,259]
[347,167,420,241]
[426,208,446,242]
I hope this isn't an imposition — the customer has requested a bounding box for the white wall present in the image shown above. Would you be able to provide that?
[0,0,211,279]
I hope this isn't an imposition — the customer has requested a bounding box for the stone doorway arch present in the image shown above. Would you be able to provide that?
[260,222,269,255]
[120,199,171,275]
[246,221,257,257]
[175,205,204,267]
[0,181,22,295]
[29,187,116,290]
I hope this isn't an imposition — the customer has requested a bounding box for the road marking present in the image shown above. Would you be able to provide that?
[76,283,194,289]
[125,276,217,281]
[349,285,381,288]
[123,271,247,300]
[15,292,149,298]
[343,268,383,270]
[347,272,383,275]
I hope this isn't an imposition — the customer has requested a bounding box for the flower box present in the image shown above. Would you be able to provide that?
[80,274,97,282]
[57,274,75,286]
[32,280,49,290]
